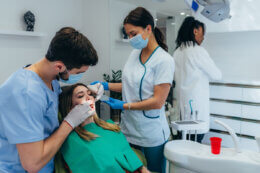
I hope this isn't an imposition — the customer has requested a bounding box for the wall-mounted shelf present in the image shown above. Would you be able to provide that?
[207,29,260,34]
[0,30,46,37]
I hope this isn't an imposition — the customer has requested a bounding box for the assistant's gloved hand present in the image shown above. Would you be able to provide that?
[91,81,109,90]
[87,83,104,101]
[64,102,95,129]
[103,97,126,110]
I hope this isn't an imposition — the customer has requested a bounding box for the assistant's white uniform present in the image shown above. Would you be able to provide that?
[173,43,222,134]
[121,46,175,147]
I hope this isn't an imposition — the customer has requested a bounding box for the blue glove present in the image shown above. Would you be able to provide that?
[91,81,109,90]
[103,97,126,110]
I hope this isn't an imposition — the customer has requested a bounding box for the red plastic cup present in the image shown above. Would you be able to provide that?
[210,137,222,154]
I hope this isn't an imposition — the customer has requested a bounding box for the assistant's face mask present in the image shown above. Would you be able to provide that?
[60,73,84,84]
[129,32,148,49]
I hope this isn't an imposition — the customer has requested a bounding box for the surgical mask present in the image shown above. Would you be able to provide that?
[60,73,84,84]
[129,33,148,49]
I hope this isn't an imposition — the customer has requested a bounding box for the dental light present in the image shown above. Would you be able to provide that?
[185,0,231,22]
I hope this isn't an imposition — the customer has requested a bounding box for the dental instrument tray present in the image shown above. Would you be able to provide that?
[171,120,206,131]
[175,121,198,125]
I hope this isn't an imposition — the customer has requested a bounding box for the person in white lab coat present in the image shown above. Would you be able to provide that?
[173,17,222,143]
[91,7,174,173]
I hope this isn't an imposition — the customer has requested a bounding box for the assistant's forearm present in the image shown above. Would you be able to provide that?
[123,97,164,110]
[108,83,122,93]
[122,84,171,111]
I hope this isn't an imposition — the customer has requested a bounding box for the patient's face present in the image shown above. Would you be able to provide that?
[72,85,95,111]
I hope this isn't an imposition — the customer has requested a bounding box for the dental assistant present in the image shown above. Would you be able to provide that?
[92,7,174,173]
[173,17,222,142]
[0,27,99,173]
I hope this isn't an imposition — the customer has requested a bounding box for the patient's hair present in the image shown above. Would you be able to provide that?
[59,83,120,141]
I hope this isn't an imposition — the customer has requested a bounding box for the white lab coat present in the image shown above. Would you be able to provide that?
[173,43,222,134]
[121,46,175,147]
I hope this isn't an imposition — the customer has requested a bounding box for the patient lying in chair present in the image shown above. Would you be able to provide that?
[58,83,150,173]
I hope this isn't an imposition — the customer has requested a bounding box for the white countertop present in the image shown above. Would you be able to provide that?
[211,77,260,86]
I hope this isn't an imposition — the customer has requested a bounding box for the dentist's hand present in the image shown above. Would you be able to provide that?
[103,97,126,110]
[64,102,95,129]
[87,83,104,101]
[91,81,109,91]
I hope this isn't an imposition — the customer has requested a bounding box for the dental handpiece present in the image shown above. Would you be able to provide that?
[195,111,198,142]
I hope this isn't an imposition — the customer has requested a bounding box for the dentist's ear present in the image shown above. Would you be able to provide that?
[54,61,66,73]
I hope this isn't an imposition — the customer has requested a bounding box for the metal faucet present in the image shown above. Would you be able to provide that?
[214,119,242,153]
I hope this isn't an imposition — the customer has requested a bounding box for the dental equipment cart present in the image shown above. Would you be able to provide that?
[171,120,206,141]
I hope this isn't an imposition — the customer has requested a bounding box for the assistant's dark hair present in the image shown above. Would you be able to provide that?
[124,7,168,52]
[175,16,205,49]
[46,27,98,70]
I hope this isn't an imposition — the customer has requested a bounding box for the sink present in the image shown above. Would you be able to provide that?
[164,140,260,173]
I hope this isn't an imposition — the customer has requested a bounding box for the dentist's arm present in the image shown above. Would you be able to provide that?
[16,122,72,173]
[16,103,94,173]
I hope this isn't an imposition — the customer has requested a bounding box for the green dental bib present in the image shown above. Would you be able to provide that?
[61,120,143,173]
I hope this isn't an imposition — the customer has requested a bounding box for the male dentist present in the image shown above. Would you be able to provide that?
[0,27,100,173]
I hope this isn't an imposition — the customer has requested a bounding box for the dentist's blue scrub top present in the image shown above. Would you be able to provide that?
[0,68,61,173]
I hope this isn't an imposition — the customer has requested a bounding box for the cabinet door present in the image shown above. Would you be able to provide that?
[242,88,260,102]
[210,86,243,100]
[210,101,242,118]
[241,121,260,137]
[242,104,260,120]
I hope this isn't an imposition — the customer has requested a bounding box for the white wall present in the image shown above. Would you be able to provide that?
[109,0,136,72]
[202,31,260,81]
[166,17,175,55]
[109,0,157,73]
[80,0,111,84]
[0,0,83,84]
[0,0,161,85]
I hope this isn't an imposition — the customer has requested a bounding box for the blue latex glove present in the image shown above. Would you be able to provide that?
[91,81,109,90]
[103,97,126,110]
